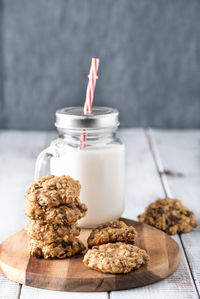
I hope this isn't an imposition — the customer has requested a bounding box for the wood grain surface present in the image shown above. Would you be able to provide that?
[0,218,180,292]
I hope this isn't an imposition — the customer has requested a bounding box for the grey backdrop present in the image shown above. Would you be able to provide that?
[0,0,200,130]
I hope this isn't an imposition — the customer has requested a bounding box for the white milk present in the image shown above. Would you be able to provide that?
[50,144,125,227]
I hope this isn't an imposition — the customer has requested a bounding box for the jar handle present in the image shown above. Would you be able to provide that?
[34,146,55,179]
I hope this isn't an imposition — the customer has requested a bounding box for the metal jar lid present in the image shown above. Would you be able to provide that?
[55,106,119,129]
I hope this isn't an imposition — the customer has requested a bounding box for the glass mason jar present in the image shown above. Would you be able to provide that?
[35,106,125,227]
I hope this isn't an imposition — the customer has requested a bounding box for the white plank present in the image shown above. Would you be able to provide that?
[111,128,198,299]
[45,130,57,143]
[0,131,47,299]
[20,286,108,299]
[181,227,200,295]
[0,131,47,243]
[151,129,200,295]
[118,128,166,220]
[151,130,200,177]
[0,273,21,299]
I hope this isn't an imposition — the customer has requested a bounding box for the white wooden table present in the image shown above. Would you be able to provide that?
[0,129,199,299]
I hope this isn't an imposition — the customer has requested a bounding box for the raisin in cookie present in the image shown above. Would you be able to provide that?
[25,220,80,243]
[25,175,81,208]
[87,220,137,248]
[138,197,198,235]
[29,238,85,259]
[83,242,150,274]
[24,199,87,224]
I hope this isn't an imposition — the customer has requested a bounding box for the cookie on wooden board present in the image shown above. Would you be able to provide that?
[25,220,80,243]
[87,219,137,248]
[29,238,85,259]
[24,199,87,224]
[25,175,81,208]
[83,242,150,274]
[138,197,198,235]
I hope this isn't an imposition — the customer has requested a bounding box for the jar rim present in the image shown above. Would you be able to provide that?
[55,106,120,129]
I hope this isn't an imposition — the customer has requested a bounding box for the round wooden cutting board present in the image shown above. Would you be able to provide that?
[0,218,180,292]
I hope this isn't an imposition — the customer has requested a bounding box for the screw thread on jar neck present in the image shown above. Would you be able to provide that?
[55,127,119,148]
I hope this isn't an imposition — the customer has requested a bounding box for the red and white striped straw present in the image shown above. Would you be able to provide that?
[79,129,86,149]
[84,58,100,114]
[80,58,100,149]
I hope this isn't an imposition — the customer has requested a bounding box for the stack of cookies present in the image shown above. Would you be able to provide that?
[24,175,87,259]
[84,220,150,274]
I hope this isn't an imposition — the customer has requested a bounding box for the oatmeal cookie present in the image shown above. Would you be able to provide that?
[87,220,137,248]
[24,199,87,224]
[25,220,80,243]
[29,238,85,259]
[83,242,150,274]
[25,175,81,208]
[138,197,198,235]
